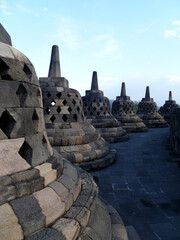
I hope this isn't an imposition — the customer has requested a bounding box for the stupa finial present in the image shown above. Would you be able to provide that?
[145,86,150,99]
[120,82,126,97]
[169,91,172,101]
[48,45,61,77]
[91,71,99,90]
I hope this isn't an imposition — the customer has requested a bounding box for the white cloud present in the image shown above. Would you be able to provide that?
[92,34,122,59]
[166,75,180,83]
[0,0,11,15]
[164,21,180,38]
[136,23,153,33]
[56,18,80,50]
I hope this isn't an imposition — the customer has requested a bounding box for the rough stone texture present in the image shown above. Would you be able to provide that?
[137,86,168,128]
[0,203,23,240]
[170,107,180,155]
[159,91,178,124]
[0,24,12,45]
[112,82,148,133]
[82,71,129,143]
[39,46,116,171]
[0,28,127,240]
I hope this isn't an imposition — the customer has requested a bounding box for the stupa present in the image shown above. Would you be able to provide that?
[0,26,128,240]
[39,46,116,171]
[137,86,167,128]
[112,82,147,132]
[82,71,129,143]
[159,91,178,124]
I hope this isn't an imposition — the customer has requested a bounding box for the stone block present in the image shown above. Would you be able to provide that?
[33,187,65,226]
[0,203,23,240]
[0,138,31,177]
[58,175,75,190]
[49,181,69,201]
[0,185,16,205]
[53,218,80,240]
[63,193,74,211]
[26,228,65,240]
[63,160,78,182]
[11,169,39,183]
[10,195,45,237]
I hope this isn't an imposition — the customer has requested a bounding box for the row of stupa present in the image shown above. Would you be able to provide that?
[0,24,128,239]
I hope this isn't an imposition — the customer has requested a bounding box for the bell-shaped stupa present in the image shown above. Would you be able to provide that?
[39,46,116,171]
[0,26,128,240]
[137,86,167,128]
[82,71,129,143]
[112,82,147,132]
[159,91,178,124]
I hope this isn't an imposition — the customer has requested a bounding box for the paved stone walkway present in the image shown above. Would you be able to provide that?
[92,128,180,240]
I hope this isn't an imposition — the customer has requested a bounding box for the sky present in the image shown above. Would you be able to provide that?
[1,0,180,106]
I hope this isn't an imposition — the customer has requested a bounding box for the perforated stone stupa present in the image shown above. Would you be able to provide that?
[159,91,178,124]
[137,86,167,128]
[39,46,116,171]
[82,71,129,143]
[0,26,128,240]
[112,82,147,132]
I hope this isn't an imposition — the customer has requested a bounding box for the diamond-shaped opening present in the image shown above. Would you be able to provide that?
[100,107,103,110]
[87,99,90,102]
[77,106,80,112]
[51,100,56,106]
[63,99,67,105]
[62,114,68,122]
[0,110,16,138]
[99,99,102,102]
[72,99,76,105]
[56,92,62,98]
[68,106,72,113]
[56,106,61,113]
[73,114,78,121]
[23,64,32,79]
[81,114,84,120]
[76,94,79,98]
[84,102,87,106]
[88,107,90,111]
[0,58,12,80]
[93,107,96,111]
[50,115,56,123]
[45,107,50,114]
[93,99,96,102]
[16,83,28,106]
[32,109,39,121]
[90,112,93,115]
[97,111,100,115]
[18,141,32,165]
[67,93,71,97]
[84,111,87,115]
[47,92,51,98]
[104,112,106,115]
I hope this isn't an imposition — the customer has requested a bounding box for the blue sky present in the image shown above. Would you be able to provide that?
[1,0,180,106]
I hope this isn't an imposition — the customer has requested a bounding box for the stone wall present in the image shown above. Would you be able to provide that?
[169,108,180,155]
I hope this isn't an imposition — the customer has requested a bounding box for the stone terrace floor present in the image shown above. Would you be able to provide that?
[92,128,180,240]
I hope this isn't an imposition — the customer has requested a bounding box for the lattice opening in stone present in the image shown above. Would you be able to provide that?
[51,100,56,106]
[88,107,90,111]
[56,106,61,113]
[68,106,72,113]
[50,115,56,123]
[93,107,96,111]
[97,111,100,116]
[67,93,71,97]
[16,83,28,106]
[73,114,78,121]
[63,99,67,105]
[72,99,76,105]
[90,112,93,115]
[32,110,39,121]
[56,92,62,98]
[84,111,87,115]
[37,89,41,97]
[0,110,16,138]
[84,102,87,106]
[100,107,103,111]
[46,92,51,98]
[23,64,32,79]
[93,99,96,102]
[45,107,50,114]
[77,106,80,112]
[18,141,32,165]
[0,58,12,80]
[76,94,79,98]
[62,114,68,122]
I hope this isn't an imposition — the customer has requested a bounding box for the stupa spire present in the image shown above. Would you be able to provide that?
[48,45,61,77]
[91,71,99,90]
[145,86,150,99]
[169,91,172,101]
[120,82,126,97]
